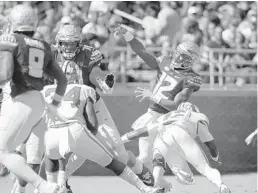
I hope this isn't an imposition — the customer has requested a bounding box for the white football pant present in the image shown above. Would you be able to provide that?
[45,121,113,167]
[132,109,163,169]
[0,90,45,151]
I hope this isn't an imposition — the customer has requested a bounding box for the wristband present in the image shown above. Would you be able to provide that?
[123,31,134,42]
[52,93,63,106]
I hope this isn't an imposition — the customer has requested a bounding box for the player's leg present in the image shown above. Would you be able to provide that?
[94,98,154,184]
[11,117,47,193]
[153,135,194,185]
[132,109,162,170]
[169,126,231,193]
[70,122,159,193]
[94,98,129,163]
[0,91,56,192]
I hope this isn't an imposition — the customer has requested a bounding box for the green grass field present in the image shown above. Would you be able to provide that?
[0,173,257,193]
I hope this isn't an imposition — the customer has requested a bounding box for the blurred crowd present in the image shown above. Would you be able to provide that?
[0,1,257,85]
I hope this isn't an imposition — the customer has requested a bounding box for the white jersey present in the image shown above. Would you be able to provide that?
[42,84,96,127]
[157,110,211,141]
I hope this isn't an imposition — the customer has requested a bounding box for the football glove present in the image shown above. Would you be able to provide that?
[96,74,115,95]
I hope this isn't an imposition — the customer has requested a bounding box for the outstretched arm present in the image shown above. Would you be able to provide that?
[121,122,160,143]
[114,25,159,70]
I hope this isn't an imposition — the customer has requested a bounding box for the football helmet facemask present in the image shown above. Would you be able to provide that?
[56,25,82,60]
[170,41,200,70]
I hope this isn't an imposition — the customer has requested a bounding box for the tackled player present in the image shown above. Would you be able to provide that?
[114,24,202,176]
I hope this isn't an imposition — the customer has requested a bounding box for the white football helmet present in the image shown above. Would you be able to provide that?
[55,25,82,60]
[171,41,200,70]
[7,4,38,32]
[177,102,200,113]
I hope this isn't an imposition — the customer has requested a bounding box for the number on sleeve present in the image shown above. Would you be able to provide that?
[28,48,45,78]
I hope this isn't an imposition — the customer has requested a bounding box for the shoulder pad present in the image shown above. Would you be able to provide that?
[0,34,18,52]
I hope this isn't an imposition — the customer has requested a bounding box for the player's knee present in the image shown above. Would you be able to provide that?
[138,151,152,167]
[45,158,59,173]
[116,148,129,164]
[152,149,166,171]
[126,150,136,167]
[44,132,61,160]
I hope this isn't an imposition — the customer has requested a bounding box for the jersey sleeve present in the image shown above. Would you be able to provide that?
[80,85,97,104]
[184,74,202,92]
[0,34,18,52]
[82,45,102,67]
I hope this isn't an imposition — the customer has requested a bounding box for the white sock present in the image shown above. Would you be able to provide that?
[58,170,66,187]
[45,170,57,183]
[201,164,223,188]
[119,166,147,191]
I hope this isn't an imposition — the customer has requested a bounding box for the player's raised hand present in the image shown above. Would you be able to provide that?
[113,23,128,36]
[135,87,152,102]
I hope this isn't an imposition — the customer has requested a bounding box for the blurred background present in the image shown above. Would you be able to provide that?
[0,1,256,91]
[0,1,256,176]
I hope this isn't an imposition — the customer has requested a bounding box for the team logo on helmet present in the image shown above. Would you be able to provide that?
[171,41,200,70]
[177,102,200,113]
[56,25,82,60]
[7,4,38,33]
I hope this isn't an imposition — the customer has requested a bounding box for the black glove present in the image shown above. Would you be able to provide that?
[105,74,115,88]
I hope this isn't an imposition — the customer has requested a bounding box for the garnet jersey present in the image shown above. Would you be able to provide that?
[42,84,96,127]
[0,33,55,97]
[150,56,202,114]
[157,110,212,142]
[52,44,102,89]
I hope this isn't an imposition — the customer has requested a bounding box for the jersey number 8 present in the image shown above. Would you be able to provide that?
[28,48,45,78]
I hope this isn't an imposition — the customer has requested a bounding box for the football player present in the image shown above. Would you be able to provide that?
[114,24,202,171]
[42,83,159,193]
[121,102,231,193]
[0,4,67,193]
[48,24,154,192]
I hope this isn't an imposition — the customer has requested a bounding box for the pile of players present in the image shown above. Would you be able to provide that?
[0,4,231,193]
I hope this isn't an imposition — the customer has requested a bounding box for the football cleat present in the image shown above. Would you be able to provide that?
[137,165,154,186]
[141,186,161,193]
[220,184,231,193]
[66,181,73,193]
[171,166,194,185]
